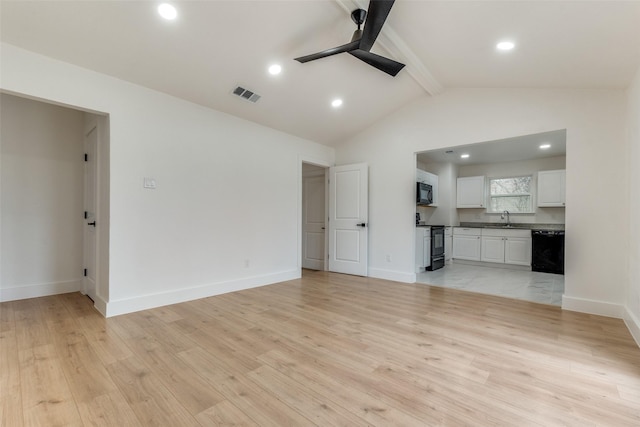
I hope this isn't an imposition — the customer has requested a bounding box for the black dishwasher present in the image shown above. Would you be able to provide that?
[531,230,565,274]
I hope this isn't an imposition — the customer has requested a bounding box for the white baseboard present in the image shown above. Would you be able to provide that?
[561,295,624,318]
[0,279,83,302]
[452,259,530,271]
[623,306,640,348]
[92,295,108,317]
[369,268,416,283]
[104,270,300,317]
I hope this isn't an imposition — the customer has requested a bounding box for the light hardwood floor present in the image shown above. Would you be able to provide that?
[1,270,639,426]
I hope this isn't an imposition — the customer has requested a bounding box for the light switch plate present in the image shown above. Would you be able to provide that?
[143,177,157,189]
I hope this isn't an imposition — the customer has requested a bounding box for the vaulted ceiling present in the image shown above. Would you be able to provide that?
[2,1,639,146]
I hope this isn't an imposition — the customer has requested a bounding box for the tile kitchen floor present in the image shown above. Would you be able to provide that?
[416,262,564,306]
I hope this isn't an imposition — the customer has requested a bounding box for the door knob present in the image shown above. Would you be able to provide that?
[87,221,96,227]
[356,223,367,227]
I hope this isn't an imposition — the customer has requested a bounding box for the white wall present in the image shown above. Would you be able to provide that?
[625,65,640,345]
[1,93,84,300]
[456,156,566,225]
[1,43,334,316]
[335,88,628,317]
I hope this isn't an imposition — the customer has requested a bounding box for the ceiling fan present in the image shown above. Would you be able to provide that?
[294,0,405,77]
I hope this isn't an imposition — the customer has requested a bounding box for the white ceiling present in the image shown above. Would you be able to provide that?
[417,129,567,166]
[2,1,639,146]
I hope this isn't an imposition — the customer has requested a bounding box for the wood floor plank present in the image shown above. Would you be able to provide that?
[13,298,54,351]
[123,338,226,416]
[74,391,142,427]
[0,305,24,427]
[19,344,83,427]
[256,349,431,426]
[75,313,133,366]
[105,356,199,426]
[247,364,371,427]
[1,270,639,426]
[46,316,120,402]
[195,400,259,427]
[178,347,316,426]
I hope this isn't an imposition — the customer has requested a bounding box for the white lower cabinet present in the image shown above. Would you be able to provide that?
[415,227,431,271]
[481,236,505,263]
[504,237,532,266]
[452,228,481,261]
[480,229,532,266]
[453,227,532,266]
[444,227,453,264]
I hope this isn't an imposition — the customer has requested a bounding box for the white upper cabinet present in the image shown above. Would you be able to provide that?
[456,176,485,208]
[537,169,566,207]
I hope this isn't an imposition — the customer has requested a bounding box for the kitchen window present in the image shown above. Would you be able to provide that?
[488,176,533,213]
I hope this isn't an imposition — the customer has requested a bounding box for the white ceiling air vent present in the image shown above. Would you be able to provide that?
[232,86,261,103]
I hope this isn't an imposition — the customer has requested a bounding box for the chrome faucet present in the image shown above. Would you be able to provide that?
[501,210,511,226]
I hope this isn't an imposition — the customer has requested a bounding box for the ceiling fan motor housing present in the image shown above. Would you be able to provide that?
[351,9,367,27]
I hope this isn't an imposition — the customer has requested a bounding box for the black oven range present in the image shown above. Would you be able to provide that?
[427,226,445,271]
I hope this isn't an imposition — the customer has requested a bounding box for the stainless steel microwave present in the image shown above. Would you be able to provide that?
[416,182,433,205]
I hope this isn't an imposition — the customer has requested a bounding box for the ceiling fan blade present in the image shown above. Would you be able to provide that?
[349,49,405,76]
[294,40,360,63]
[359,0,395,52]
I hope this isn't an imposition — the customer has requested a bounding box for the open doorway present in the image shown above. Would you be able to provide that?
[301,162,328,271]
[414,130,566,306]
[0,93,109,310]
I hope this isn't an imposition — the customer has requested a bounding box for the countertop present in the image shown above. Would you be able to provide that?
[416,222,565,230]
[458,222,565,231]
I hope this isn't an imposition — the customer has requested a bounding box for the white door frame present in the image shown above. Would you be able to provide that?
[302,167,327,270]
[298,157,331,274]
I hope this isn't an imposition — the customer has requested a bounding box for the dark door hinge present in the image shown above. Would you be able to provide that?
[84,211,88,219]
[83,268,87,277]
[84,153,88,162]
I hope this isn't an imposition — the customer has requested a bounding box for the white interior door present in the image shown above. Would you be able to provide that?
[83,127,97,301]
[302,173,326,270]
[329,163,368,276]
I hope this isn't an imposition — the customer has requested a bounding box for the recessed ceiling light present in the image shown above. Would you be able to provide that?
[158,3,177,20]
[268,64,282,75]
[496,41,515,51]
[331,99,343,108]
[460,154,470,159]
[540,144,551,149]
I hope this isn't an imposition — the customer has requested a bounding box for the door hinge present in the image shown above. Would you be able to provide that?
[83,268,87,277]
[84,153,88,162]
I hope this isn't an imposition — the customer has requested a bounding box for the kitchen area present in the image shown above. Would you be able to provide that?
[415,130,566,305]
